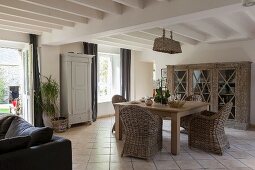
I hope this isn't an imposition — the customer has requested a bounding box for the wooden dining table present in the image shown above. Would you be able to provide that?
[113,101,209,155]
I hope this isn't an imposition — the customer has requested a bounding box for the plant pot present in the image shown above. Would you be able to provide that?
[42,112,53,128]
[51,117,68,133]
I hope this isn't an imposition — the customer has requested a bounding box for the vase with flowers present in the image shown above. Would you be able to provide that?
[153,78,170,104]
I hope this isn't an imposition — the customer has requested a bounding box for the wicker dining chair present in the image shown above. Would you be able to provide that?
[120,105,163,159]
[112,95,127,133]
[180,94,203,134]
[188,102,233,155]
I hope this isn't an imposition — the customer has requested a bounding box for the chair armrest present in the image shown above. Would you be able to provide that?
[200,110,216,116]
[193,111,220,121]
[189,114,215,134]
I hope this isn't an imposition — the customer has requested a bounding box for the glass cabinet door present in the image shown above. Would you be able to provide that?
[192,69,211,103]
[174,70,188,100]
[218,69,236,119]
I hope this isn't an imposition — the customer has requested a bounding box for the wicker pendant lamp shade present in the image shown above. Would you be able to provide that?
[153,29,182,54]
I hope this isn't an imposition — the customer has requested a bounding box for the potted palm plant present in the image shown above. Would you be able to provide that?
[40,75,67,132]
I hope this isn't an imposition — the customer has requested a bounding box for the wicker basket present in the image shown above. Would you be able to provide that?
[168,100,185,108]
[52,117,68,133]
[153,29,182,54]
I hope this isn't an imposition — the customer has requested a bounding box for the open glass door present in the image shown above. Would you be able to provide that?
[22,44,34,124]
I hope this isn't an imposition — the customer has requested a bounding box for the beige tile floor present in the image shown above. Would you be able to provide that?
[58,117,255,170]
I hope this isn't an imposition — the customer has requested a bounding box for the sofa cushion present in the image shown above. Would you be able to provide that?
[5,117,53,146]
[0,136,31,154]
[5,117,33,138]
[21,127,53,146]
[0,115,17,136]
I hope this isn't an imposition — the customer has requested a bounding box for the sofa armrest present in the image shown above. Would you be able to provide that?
[0,136,72,170]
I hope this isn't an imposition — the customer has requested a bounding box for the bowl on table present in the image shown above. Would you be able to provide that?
[130,101,141,104]
[140,98,146,102]
[168,100,185,108]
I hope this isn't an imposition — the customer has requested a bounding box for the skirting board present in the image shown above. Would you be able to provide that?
[225,121,249,130]
[97,113,114,119]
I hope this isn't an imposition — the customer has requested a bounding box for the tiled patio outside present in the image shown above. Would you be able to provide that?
[58,117,255,170]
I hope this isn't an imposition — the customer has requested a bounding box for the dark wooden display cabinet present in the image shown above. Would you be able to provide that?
[167,62,251,130]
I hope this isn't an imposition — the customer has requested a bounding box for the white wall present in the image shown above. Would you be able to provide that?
[39,45,60,84]
[133,60,153,99]
[132,39,255,124]
[0,30,29,44]
[39,45,60,116]
[60,42,83,54]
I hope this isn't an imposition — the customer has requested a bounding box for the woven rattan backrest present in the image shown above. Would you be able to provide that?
[218,102,233,124]
[185,95,202,101]
[112,95,127,104]
[120,105,157,135]
[112,95,127,110]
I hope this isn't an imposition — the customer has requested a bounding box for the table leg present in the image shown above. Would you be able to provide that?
[171,114,180,155]
[115,105,122,140]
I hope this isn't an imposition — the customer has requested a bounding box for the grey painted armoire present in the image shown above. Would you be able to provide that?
[60,53,93,126]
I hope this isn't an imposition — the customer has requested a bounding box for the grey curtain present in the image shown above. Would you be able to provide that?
[120,48,131,101]
[30,34,43,127]
[83,42,98,122]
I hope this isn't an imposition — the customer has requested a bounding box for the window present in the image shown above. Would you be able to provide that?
[98,52,120,102]
[98,53,113,102]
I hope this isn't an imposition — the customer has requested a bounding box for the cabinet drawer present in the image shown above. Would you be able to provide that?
[69,113,89,125]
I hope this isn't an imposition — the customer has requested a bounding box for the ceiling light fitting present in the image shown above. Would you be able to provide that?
[242,0,255,7]
[153,29,182,54]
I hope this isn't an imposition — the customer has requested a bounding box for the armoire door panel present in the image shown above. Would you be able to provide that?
[72,62,89,116]
[73,63,88,87]
[73,89,87,114]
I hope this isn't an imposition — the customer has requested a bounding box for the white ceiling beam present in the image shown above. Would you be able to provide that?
[0,40,27,49]
[0,13,63,30]
[41,0,242,45]
[112,0,144,9]
[93,39,146,51]
[165,24,207,42]
[0,29,28,43]
[245,5,255,21]
[244,10,255,22]
[207,36,249,44]
[110,34,153,45]
[0,25,42,35]
[0,20,51,32]
[125,31,156,41]
[188,19,229,39]
[0,0,88,23]
[67,0,122,15]
[142,28,199,45]
[0,6,75,27]
[21,0,103,20]
[216,14,253,38]
[98,37,152,49]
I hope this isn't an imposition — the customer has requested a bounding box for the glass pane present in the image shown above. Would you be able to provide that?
[192,69,211,103]
[174,70,187,99]
[98,54,113,99]
[218,69,236,119]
